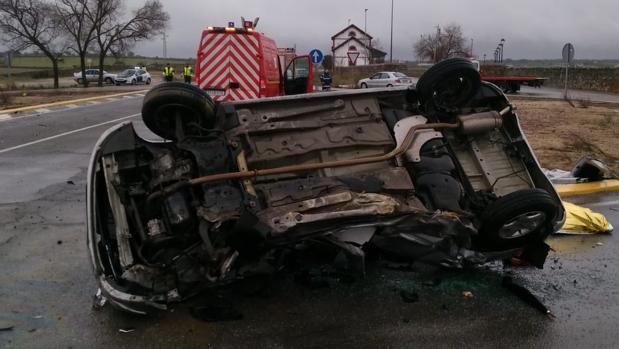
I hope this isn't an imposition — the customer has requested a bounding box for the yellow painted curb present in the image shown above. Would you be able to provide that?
[0,89,149,115]
[555,179,619,197]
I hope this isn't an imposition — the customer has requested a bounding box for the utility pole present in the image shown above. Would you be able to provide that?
[364,8,368,32]
[470,38,474,57]
[162,32,167,59]
[389,0,393,63]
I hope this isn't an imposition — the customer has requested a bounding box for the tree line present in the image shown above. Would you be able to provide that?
[0,0,169,88]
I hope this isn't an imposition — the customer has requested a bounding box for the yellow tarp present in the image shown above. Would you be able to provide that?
[561,201,612,234]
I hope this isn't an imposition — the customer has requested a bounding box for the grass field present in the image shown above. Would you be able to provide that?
[1,55,193,69]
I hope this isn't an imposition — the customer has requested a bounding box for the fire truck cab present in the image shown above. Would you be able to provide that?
[195,22,313,101]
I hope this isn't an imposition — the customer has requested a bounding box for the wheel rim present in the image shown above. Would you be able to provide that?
[498,211,547,239]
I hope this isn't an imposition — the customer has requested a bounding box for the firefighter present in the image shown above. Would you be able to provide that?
[163,63,174,82]
[320,70,332,91]
[183,64,193,84]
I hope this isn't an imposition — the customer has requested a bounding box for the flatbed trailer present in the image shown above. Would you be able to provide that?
[481,75,547,93]
[471,60,547,93]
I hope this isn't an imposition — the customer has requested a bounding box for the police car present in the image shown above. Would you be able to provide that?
[114,67,152,85]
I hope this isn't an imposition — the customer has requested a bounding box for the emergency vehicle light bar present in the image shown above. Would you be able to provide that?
[206,26,253,34]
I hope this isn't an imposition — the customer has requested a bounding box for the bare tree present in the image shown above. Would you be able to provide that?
[55,0,99,87]
[0,0,66,88]
[88,0,168,86]
[414,24,468,63]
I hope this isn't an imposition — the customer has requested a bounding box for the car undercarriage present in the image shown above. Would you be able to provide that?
[87,59,565,314]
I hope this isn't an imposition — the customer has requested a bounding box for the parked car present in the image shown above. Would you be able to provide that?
[73,69,116,85]
[87,60,564,314]
[358,71,413,88]
[114,68,151,85]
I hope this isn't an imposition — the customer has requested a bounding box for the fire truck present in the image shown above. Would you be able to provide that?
[195,20,313,101]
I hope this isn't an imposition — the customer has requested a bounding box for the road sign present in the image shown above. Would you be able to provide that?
[562,43,575,64]
[347,51,360,65]
[309,49,323,65]
[562,43,575,99]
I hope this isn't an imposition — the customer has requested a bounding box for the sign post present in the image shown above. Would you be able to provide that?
[309,49,324,65]
[562,43,575,99]
[5,51,12,83]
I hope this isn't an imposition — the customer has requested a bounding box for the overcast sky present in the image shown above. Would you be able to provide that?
[129,0,619,60]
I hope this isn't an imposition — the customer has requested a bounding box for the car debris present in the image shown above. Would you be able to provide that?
[86,58,565,314]
[118,328,135,333]
[502,276,553,317]
[0,321,14,331]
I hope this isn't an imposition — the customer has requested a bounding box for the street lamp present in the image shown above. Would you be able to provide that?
[500,38,505,63]
[364,8,368,32]
[389,0,394,63]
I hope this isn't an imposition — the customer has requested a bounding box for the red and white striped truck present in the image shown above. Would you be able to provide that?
[195,21,313,101]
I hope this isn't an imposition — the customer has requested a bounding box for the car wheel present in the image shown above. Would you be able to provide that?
[476,189,560,251]
[141,82,216,140]
[104,77,113,84]
[360,83,368,88]
[146,78,151,85]
[131,79,137,85]
[77,78,84,85]
[386,84,393,87]
[416,57,481,110]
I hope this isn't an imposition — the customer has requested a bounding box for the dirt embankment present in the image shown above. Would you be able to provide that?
[514,99,619,171]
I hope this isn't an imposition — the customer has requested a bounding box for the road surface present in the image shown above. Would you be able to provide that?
[517,86,619,104]
[0,94,618,348]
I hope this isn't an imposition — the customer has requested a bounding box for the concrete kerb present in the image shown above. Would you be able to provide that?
[555,179,619,198]
[0,89,149,115]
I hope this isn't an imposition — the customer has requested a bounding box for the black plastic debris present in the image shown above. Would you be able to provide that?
[502,276,552,317]
[399,290,420,303]
[190,305,244,322]
[66,180,75,185]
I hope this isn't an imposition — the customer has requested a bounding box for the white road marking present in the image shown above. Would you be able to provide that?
[88,101,102,105]
[35,108,51,113]
[0,113,140,154]
[122,95,135,99]
[65,104,79,109]
[0,114,10,120]
[106,98,119,102]
[135,93,145,97]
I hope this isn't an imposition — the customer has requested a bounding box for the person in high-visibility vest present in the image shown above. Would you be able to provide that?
[183,64,193,84]
[163,63,174,82]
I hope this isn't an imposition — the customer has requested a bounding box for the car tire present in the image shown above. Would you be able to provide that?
[476,189,560,251]
[416,57,481,110]
[360,83,368,88]
[104,77,113,84]
[131,79,137,85]
[146,78,151,85]
[77,78,84,85]
[386,84,393,87]
[141,82,216,140]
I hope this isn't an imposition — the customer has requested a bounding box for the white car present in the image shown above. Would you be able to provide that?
[358,72,414,88]
[73,69,116,85]
[114,68,152,85]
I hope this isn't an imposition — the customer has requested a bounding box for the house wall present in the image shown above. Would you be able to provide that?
[332,26,372,67]
[333,45,370,67]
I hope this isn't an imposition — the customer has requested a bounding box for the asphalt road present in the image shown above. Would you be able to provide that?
[0,94,618,348]
[517,86,619,104]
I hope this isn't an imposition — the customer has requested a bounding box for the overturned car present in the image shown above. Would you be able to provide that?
[87,59,565,314]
